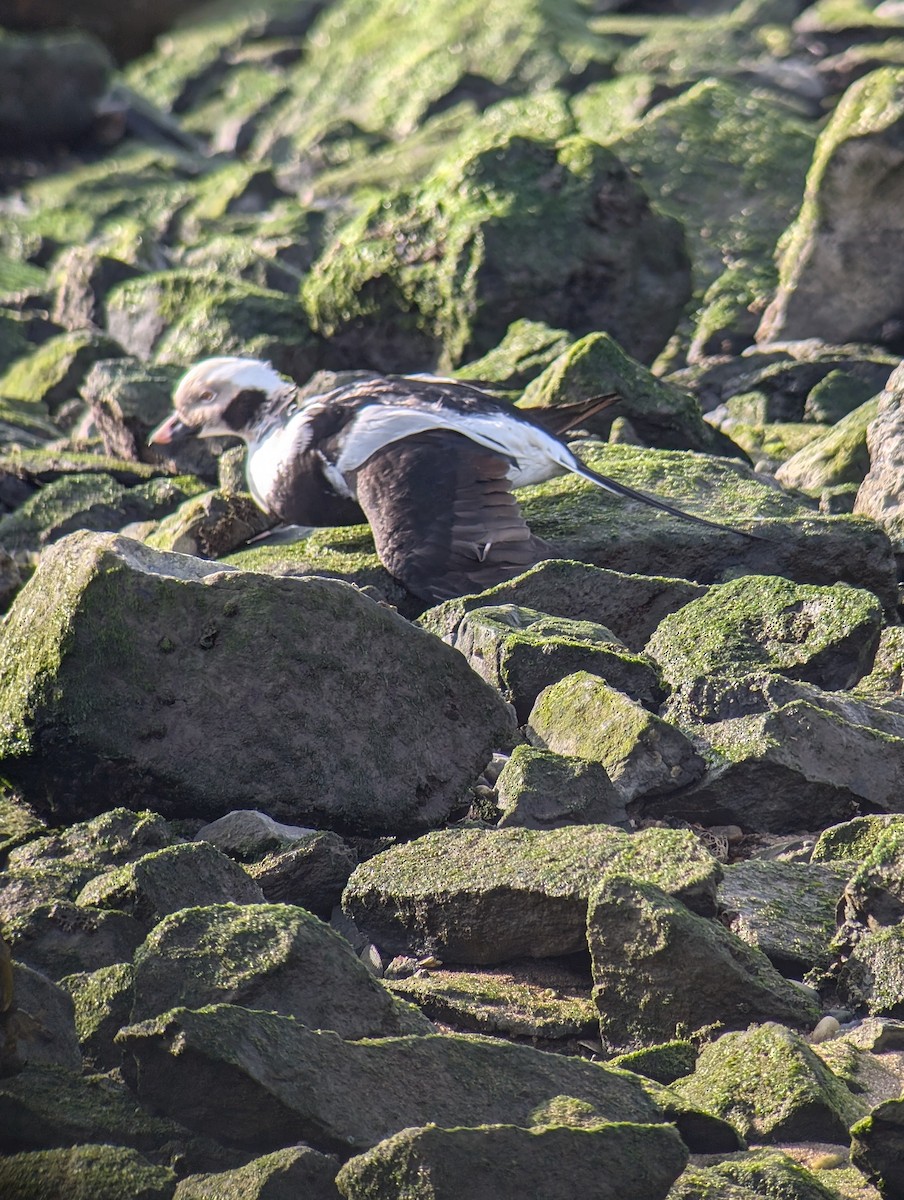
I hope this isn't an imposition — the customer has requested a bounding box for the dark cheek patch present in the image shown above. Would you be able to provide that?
[222,388,268,431]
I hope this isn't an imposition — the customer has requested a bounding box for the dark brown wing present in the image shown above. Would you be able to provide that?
[519,393,622,436]
[352,429,549,603]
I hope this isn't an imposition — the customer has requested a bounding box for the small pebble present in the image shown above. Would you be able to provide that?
[810,1015,841,1044]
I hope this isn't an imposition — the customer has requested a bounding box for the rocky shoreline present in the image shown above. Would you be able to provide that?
[2,0,904,1197]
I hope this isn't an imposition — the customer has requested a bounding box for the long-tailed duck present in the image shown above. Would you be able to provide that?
[149,356,749,602]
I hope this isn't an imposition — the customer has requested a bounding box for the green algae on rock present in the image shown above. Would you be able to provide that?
[494,744,628,830]
[62,962,134,1071]
[670,1148,843,1200]
[335,1120,688,1200]
[455,318,573,390]
[342,825,722,964]
[526,672,704,801]
[302,133,690,370]
[0,1144,176,1200]
[675,1022,867,1144]
[174,1145,340,1200]
[645,574,883,691]
[0,330,125,413]
[144,489,274,558]
[588,880,819,1049]
[130,902,432,1038]
[0,532,513,833]
[775,396,880,496]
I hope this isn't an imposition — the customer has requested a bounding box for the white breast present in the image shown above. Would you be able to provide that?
[246,410,314,510]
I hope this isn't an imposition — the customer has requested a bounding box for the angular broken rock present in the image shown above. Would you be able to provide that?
[494,745,628,830]
[335,1120,688,1200]
[675,1023,868,1143]
[1,962,82,1075]
[417,559,706,653]
[856,362,904,550]
[342,825,722,964]
[0,1145,175,1200]
[447,604,663,721]
[850,1098,904,1200]
[131,903,431,1038]
[194,810,318,861]
[245,833,358,918]
[587,878,819,1048]
[5,901,145,981]
[61,961,133,1071]
[840,926,904,1017]
[0,532,514,833]
[645,573,883,691]
[116,1004,741,1155]
[526,672,705,801]
[176,1146,341,1200]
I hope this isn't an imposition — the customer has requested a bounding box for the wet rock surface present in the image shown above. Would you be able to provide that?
[2,1,904,1194]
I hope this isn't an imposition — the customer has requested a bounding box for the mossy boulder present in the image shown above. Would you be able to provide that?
[455,318,573,390]
[143,489,273,558]
[335,1121,688,1200]
[518,332,732,454]
[841,926,904,1017]
[850,1098,904,1200]
[419,559,705,654]
[62,962,134,1071]
[675,1023,868,1143]
[758,67,904,346]
[5,902,145,981]
[303,134,690,370]
[0,330,125,414]
[244,831,358,919]
[609,1041,697,1086]
[387,966,597,1041]
[857,626,904,695]
[342,825,722,963]
[717,859,849,974]
[775,396,880,496]
[6,809,181,876]
[2,961,82,1074]
[0,532,513,833]
[174,1146,340,1200]
[0,1144,176,1200]
[117,1004,740,1155]
[812,815,904,864]
[494,745,628,830]
[855,362,904,549]
[130,902,432,1038]
[526,672,705,802]
[588,879,819,1049]
[645,574,883,691]
[670,1149,842,1200]
[451,604,662,722]
[837,820,904,928]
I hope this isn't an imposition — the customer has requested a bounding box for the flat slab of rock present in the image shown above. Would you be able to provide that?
[418,559,706,653]
[0,532,514,834]
[335,1120,688,1200]
[675,1023,867,1143]
[717,859,850,973]
[527,672,705,801]
[588,878,819,1048]
[342,825,722,963]
[132,902,431,1038]
[117,1004,741,1155]
[645,574,883,690]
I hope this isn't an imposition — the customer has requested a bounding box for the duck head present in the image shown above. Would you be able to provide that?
[149,356,292,445]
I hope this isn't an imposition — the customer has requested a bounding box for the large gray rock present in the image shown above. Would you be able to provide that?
[758,68,904,347]
[335,1120,688,1200]
[131,903,431,1037]
[0,32,112,148]
[61,962,133,1071]
[841,926,904,1017]
[495,745,628,830]
[0,1145,176,1200]
[342,825,722,964]
[645,574,883,691]
[0,962,82,1075]
[526,673,705,802]
[0,532,514,834]
[117,1004,741,1154]
[588,879,819,1049]
[856,362,904,549]
[5,901,145,981]
[176,1146,340,1200]
[675,1023,868,1144]
[851,1099,904,1200]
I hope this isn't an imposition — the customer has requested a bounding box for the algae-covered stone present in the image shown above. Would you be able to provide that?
[76,842,265,925]
[0,473,205,553]
[0,532,513,833]
[609,1041,697,1086]
[0,1144,176,1200]
[342,825,722,963]
[62,962,134,1070]
[117,1004,739,1154]
[0,330,125,414]
[105,270,320,381]
[516,441,897,608]
[527,672,705,801]
[857,626,904,696]
[387,966,597,1041]
[131,903,431,1038]
[455,319,573,389]
[759,67,904,346]
[675,1023,867,1143]
[812,815,904,864]
[144,490,274,558]
[588,879,819,1048]
[646,574,883,691]
[670,1148,842,1200]
[837,820,904,927]
[855,362,904,549]
[419,559,706,654]
[452,605,662,722]
[850,1098,904,1200]
[5,902,145,981]
[841,926,904,1017]
[6,808,181,875]
[495,745,628,830]
[175,1146,340,1200]
[303,134,690,370]
[717,859,849,973]
[335,1121,688,1200]
[774,396,879,497]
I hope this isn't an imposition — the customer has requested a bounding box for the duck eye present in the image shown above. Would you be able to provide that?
[199,390,215,402]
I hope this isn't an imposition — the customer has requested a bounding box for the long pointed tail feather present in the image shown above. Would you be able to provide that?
[573,459,767,540]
